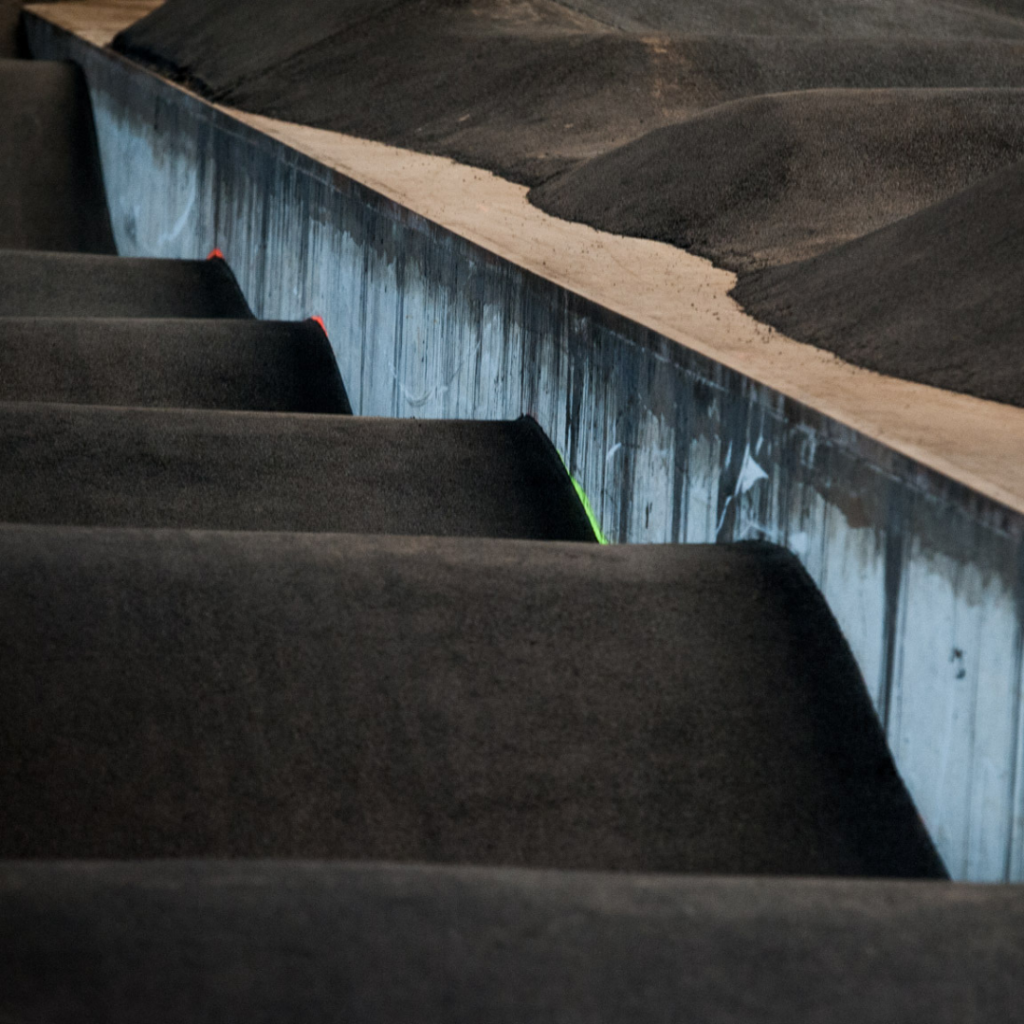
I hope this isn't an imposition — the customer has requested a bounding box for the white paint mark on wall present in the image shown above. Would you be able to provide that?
[736,446,769,495]
[717,444,769,537]
[788,531,812,557]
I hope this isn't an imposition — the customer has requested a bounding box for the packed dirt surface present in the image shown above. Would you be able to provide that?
[114,0,1024,407]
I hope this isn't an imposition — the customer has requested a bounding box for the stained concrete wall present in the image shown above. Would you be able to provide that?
[26,14,1024,881]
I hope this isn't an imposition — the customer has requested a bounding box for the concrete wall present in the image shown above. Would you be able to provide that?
[28,15,1024,881]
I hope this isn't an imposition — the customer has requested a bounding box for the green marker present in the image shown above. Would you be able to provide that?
[558,450,608,545]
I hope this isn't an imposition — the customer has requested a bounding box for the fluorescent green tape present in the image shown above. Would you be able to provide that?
[572,474,609,544]
[557,450,608,544]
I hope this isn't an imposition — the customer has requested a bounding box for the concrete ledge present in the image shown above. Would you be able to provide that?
[24,2,1024,881]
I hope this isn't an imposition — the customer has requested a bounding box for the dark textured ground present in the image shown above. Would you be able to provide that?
[0,250,254,317]
[733,159,1024,406]
[6,864,1019,1024]
[532,87,1024,270]
[0,0,24,57]
[115,0,1024,186]
[0,317,351,411]
[114,0,1024,408]
[0,407,596,538]
[0,526,942,876]
[566,0,1024,36]
[0,59,115,252]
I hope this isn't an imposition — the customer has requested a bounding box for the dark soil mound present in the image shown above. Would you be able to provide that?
[0,250,253,318]
[733,158,1024,405]
[0,408,597,540]
[531,87,1024,269]
[112,0,1024,407]
[114,0,1024,185]
[111,0,409,97]
[0,526,942,875]
[9,866,1021,1023]
[0,60,115,253]
[0,0,22,58]
[567,0,1024,35]
[0,317,351,412]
